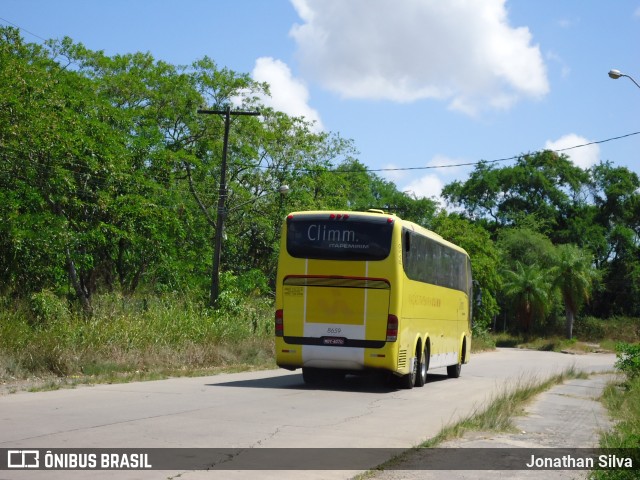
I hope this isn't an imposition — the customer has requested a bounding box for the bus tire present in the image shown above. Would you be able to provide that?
[447,362,461,378]
[302,367,322,384]
[398,370,414,389]
[398,350,419,389]
[415,345,428,387]
[447,338,466,378]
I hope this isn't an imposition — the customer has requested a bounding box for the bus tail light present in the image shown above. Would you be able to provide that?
[386,314,398,342]
[275,309,284,337]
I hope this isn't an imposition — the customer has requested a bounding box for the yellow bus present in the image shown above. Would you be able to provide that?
[274,210,473,388]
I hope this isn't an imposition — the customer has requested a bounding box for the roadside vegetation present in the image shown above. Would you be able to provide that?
[0,284,276,392]
[591,343,640,480]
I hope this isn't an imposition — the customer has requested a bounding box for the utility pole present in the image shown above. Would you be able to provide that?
[197,106,260,307]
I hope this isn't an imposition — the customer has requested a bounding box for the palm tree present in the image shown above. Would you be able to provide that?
[550,244,596,339]
[503,262,551,332]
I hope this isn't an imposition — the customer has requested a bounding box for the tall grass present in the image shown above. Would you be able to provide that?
[0,291,275,384]
[591,343,640,480]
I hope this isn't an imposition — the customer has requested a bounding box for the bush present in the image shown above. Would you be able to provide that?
[28,290,69,327]
[615,342,640,379]
[216,269,271,315]
[471,324,495,351]
[574,316,606,341]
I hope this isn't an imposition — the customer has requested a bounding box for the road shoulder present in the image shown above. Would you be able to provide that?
[369,373,616,479]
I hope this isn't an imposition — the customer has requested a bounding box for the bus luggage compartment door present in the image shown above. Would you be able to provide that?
[282,276,390,369]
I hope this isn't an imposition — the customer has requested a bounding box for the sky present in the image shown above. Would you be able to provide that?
[2,0,639,205]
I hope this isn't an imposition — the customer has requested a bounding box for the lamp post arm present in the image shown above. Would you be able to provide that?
[623,74,640,90]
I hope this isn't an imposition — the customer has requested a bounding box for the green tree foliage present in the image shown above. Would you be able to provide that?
[443,151,640,326]
[1,29,438,311]
[442,151,589,241]
[3,27,639,335]
[589,162,640,317]
[550,244,597,339]
[0,29,134,312]
[502,262,551,332]
[497,227,557,271]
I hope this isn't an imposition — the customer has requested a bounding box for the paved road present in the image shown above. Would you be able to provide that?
[0,348,616,479]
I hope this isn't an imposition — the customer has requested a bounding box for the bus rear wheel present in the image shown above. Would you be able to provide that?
[447,363,461,378]
[447,339,465,378]
[302,367,323,384]
[415,345,428,387]
[399,344,426,389]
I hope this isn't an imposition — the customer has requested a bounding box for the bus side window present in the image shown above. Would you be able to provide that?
[404,231,411,253]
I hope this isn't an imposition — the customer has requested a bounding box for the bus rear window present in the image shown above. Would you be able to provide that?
[286,216,393,260]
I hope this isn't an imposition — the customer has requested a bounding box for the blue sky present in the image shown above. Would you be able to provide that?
[3,0,639,203]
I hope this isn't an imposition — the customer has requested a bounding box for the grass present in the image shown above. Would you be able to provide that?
[590,343,640,480]
[469,327,496,352]
[0,291,276,393]
[2,291,637,394]
[501,335,595,353]
[489,316,640,354]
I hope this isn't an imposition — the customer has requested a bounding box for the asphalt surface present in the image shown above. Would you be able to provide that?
[0,349,617,480]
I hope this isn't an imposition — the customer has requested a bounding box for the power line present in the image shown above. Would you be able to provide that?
[0,16,49,43]
[2,130,639,180]
[553,131,640,153]
[324,130,640,174]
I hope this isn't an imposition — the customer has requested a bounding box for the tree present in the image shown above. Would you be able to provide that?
[0,28,137,312]
[442,151,589,241]
[497,227,557,271]
[502,262,551,332]
[588,162,640,317]
[550,244,596,339]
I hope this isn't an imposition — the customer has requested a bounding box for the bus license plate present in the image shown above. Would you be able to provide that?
[323,337,346,346]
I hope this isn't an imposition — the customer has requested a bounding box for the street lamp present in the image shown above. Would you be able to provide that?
[278,185,290,196]
[278,184,290,217]
[608,69,640,89]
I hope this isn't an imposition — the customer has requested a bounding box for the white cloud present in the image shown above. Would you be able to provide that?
[402,174,445,203]
[382,155,469,206]
[379,163,408,184]
[545,134,600,169]
[251,57,324,131]
[556,18,578,29]
[289,0,549,115]
[427,154,467,173]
